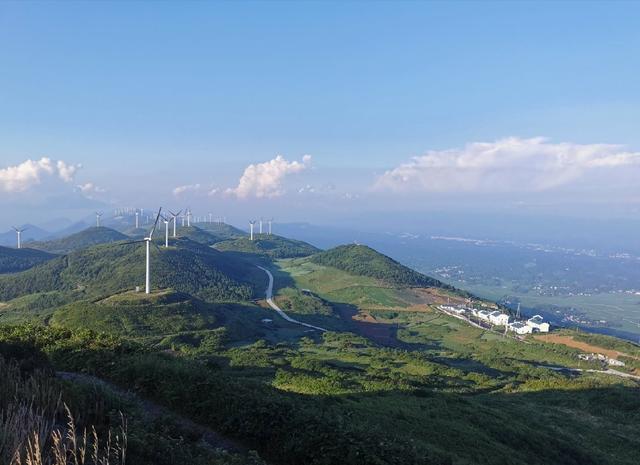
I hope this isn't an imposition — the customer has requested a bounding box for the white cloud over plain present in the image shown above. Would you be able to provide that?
[172,183,202,196]
[375,137,640,193]
[227,155,312,198]
[0,157,81,192]
[75,182,106,198]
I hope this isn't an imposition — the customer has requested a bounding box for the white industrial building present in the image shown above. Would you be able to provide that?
[508,321,533,335]
[488,311,510,326]
[526,315,550,333]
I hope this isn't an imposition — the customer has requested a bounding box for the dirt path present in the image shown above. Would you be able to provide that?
[57,371,247,454]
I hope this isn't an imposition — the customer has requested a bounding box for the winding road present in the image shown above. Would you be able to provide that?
[257,265,327,332]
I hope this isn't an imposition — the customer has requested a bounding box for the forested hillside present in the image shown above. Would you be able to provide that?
[27,226,128,254]
[0,246,56,273]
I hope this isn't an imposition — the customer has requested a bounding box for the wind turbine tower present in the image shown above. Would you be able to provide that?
[95,212,103,228]
[259,217,263,235]
[268,218,273,235]
[209,212,212,223]
[12,227,26,249]
[161,215,170,247]
[143,208,162,293]
[249,221,256,241]
[168,210,181,237]
[135,210,139,229]
[187,208,192,227]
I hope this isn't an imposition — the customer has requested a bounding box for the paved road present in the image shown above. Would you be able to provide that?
[257,265,327,332]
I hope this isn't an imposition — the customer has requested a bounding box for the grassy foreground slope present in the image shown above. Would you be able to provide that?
[0,238,265,303]
[215,234,320,259]
[0,245,56,273]
[27,226,128,254]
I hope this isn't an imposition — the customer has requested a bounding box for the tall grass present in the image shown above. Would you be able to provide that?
[0,356,126,465]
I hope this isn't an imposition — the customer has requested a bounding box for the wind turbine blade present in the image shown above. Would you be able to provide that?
[148,208,162,238]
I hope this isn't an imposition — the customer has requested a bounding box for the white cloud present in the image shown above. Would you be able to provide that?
[227,155,312,198]
[0,157,81,193]
[75,182,106,197]
[172,183,202,196]
[375,137,640,193]
[207,187,220,197]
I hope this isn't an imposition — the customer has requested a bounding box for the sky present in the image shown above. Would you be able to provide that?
[1,1,639,233]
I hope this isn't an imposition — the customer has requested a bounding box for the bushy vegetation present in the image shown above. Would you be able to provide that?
[310,244,451,288]
[215,235,320,259]
[0,246,55,273]
[1,324,638,465]
[0,338,263,465]
[27,227,128,254]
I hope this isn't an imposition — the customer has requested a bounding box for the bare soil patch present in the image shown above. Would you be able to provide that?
[535,334,623,360]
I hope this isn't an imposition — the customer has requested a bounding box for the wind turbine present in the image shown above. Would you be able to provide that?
[259,217,263,235]
[186,208,192,227]
[120,208,163,294]
[268,218,273,235]
[209,212,212,223]
[135,210,139,229]
[168,209,182,237]
[160,214,170,247]
[12,226,26,249]
[95,211,103,228]
[249,221,256,241]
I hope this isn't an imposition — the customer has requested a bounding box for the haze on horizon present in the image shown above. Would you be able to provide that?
[1,1,639,240]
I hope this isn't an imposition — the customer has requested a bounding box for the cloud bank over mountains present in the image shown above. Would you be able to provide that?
[375,137,640,193]
[0,157,81,192]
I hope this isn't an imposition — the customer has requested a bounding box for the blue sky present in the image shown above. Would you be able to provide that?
[1,1,639,229]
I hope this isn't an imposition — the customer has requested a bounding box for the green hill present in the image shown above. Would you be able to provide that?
[0,246,56,273]
[0,238,265,303]
[27,227,129,254]
[194,222,246,240]
[50,290,220,336]
[310,244,448,288]
[175,226,223,245]
[214,235,320,259]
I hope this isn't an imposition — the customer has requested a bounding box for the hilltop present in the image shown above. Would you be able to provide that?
[310,244,449,288]
[193,222,246,240]
[50,290,220,336]
[0,246,56,273]
[27,227,128,254]
[174,225,223,245]
[215,234,320,259]
[0,237,265,304]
